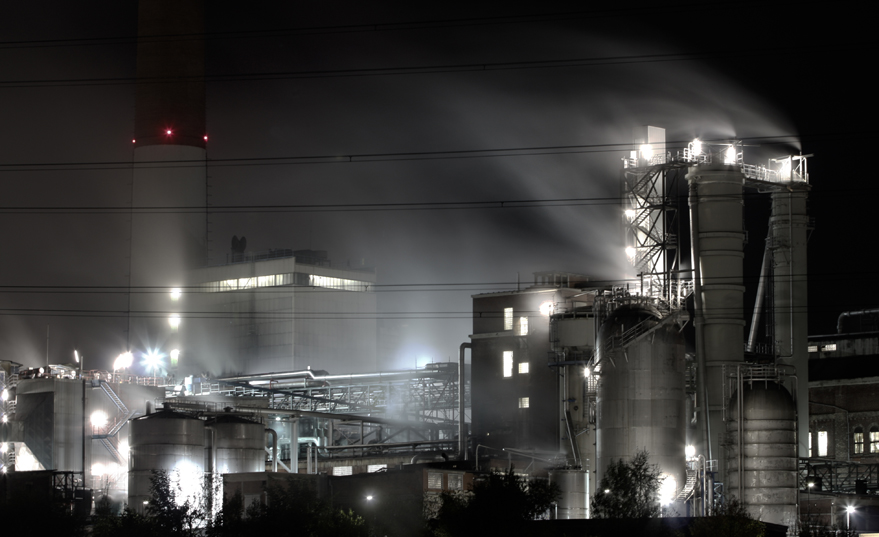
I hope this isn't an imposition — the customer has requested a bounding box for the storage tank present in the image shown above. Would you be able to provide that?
[726,381,797,527]
[549,468,588,519]
[206,414,265,474]
[128,409,205,512]
[595,303,686,501]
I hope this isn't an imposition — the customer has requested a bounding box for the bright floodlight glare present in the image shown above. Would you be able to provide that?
[685,445,696,459]
[170,349,180,362]
[658,474,677,505]
[625,246,637,259]
[808,482,814,488]
[639,144,653,160]
[2,415,7,423]
[847,505,855,513]
[624,209,636,220]
[90,410,109,428]
[584,367,590,378]
[114,351,133,370]
[1,389,8,401]
[539,301,554,316]
[604,489,610,494]
[74,349,80,363]
[692,138,702,155]
[0,443,7,453]
[170,288,182,300]
[92,462,105,476]
[169,314,181,329]
[366,495,373,501]
[143,351,162,372]
[723,145,737,165]
[166,129,172,135]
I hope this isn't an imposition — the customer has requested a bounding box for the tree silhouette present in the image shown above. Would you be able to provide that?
[591,450,662,519]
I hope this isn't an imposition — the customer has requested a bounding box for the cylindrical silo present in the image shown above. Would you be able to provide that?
[595,303,686,501]
[726,381,797,527]
[686,160,746,473]
[128,409,205,512]
[549,468,588,519]
[206,414,266,474]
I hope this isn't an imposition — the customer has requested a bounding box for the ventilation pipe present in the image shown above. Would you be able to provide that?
[459,342,470,461]
[770,185,810,456]
[265,429,278,472]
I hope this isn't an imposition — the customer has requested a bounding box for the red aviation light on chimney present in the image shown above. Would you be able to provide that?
[165,129,172,136]
[203,135,208,141]
[132,139,136,144]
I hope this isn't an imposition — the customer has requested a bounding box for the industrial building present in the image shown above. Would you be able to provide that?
[190,248,377,375]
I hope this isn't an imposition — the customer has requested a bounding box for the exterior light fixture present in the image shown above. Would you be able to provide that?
[170,288,182,300]
[691,138,702,156]
[539,301,554,316]
[169,314,181,329]
[624,209,636,220]
[625,246,637,260]
[584,367,590,378]
[723,144,737,165]
[685,445,696,460]
[639,144,653,161]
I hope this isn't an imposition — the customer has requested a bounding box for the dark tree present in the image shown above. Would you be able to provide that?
[687,498,765,537]
[591,450,662,519]
[428,468,558,537]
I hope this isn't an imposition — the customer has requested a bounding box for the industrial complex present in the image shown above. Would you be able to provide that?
[2,1,878,535]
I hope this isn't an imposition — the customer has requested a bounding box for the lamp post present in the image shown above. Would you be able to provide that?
[75,350,87,491]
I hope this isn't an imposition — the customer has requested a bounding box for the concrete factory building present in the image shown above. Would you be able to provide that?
[191,248,377,375]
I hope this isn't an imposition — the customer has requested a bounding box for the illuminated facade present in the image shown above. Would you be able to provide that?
[191,250,377,375]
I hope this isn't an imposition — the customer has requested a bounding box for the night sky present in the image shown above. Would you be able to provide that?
[1,1,875,373]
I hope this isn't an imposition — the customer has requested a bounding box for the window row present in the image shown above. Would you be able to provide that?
[205,272,371,293]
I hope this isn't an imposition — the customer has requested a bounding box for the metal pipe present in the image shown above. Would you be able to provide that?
[292,419,299,473]
[688,181,712,462]
[266,428,278,472]
[747,237,771,352]
[459,342,470,461]
[837,309,879,334]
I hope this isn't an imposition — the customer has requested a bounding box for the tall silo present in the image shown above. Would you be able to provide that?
[595,302,686,502]
[686,156,746,472]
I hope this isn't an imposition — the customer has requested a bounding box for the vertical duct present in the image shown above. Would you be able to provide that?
[686,161,746,476]
[770,186,810,456]
[128,0,207,362]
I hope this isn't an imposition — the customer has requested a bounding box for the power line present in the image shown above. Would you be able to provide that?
[1,41,871,89]
[0,132,856,173]
[0,2,806,50]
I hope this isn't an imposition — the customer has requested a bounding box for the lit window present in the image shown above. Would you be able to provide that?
[808,345,818,353]
[870,426,879,453]
[503,351,513,378]
[448,473,464,491]
[808,432,812,457]
[367,464,387,473]
[854,427,864,454]
[519,362,529,374]
[518,316,528,336]
[818,430,828,457]
[332,466,353,476]
[822,344,837,352]
[519,397,530,409]
[504,308,514,331]
[427,471,443,490]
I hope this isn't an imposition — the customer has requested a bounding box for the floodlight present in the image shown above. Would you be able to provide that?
[90,410,109,428]
[691,138,702,155]
[723,145,737,165]
[170,288,182,300]
[639,144,653,160]
[169,314,181,329]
